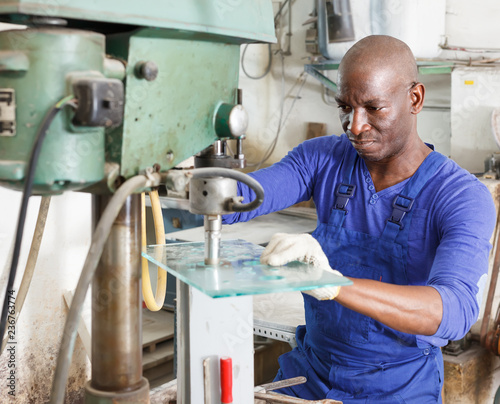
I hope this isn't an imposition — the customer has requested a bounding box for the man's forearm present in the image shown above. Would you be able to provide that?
[336,278,443,336]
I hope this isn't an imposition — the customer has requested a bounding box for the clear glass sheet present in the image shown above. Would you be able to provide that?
[143,239,352,298]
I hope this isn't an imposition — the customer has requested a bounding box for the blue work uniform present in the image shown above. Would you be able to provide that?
[223,134,495,402]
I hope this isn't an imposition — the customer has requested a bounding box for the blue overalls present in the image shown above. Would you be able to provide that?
[275,144,447,403]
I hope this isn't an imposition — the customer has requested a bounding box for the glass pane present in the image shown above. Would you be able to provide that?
[143,239,352,298]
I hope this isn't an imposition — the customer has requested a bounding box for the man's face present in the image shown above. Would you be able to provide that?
[335,67,417,163]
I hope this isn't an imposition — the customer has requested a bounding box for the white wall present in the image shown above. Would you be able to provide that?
[445,0,500,52]
[241,0,500,170]
[240,0,344,167]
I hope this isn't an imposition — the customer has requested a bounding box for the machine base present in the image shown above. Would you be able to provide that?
[84,377,150,404]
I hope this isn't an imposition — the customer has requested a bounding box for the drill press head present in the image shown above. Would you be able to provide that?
[0,2,275,195]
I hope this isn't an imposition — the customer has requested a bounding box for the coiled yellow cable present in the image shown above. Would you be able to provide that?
[141,190,167,311]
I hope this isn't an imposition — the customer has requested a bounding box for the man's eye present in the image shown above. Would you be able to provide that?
[367,106,382,111]
[337,105,350,111]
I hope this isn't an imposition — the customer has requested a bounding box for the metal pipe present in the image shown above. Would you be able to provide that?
[274,0,291,25]
[204,215,222,265]
[51,175,154,404]
[480,209,500,346]
[177,278,191,403]
[213,140,224,156]
[236,138,244,160]
[283,0,292,56]
[91,193,143,392]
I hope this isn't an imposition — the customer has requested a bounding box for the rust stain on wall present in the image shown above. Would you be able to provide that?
[0,326,89,403]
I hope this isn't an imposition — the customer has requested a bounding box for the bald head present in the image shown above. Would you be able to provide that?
[338,35,418,88]
[333,35,427,165]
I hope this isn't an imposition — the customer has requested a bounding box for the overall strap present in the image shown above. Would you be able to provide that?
[381,152,447,241]
[328,142,358,227]
[340,142,358,185]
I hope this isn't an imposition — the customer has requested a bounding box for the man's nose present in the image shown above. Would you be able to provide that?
[347,109,370,135]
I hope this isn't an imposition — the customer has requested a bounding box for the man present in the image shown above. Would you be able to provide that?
[224,35,496,402]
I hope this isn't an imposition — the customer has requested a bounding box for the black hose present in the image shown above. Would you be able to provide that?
[189,167,264,212]
[0,95,74,346]
[240,0,293,81]
[241,43,273,80]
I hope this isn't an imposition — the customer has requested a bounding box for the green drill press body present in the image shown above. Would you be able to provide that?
[0,1,275,194]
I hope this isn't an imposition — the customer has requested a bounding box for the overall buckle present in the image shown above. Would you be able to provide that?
[387,194,414,229]
[334,183,356,212]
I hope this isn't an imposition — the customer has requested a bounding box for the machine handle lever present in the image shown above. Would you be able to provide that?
[188,167,264,212]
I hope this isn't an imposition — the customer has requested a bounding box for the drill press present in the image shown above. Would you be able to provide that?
[0,2,275,402]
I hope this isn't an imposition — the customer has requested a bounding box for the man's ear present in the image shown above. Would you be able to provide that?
[410,82,425,114]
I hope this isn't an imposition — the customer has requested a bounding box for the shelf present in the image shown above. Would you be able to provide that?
[142,239,352,298]
[417,61,454,75]
[304,62,339,92]
[304,59,455,93]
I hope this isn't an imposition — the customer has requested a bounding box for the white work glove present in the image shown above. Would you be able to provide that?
[260,233,343,300]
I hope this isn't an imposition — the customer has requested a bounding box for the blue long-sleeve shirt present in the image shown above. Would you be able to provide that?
[224,134,496,346]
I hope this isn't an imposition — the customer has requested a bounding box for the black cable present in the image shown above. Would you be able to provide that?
[0,95,75,345]
[240,0,293,80]
[241,43,273,80]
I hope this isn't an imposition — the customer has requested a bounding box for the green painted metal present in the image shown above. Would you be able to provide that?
[305,60,454,92]
[417,61,453,75]
[0,3,275,192]
[0,28,106,194]
[308,62,341,70]
[106,28,241,178]
[0,0,276,44]
[305,63,339,93]
[0,50,29,71]
[214,103,237,139]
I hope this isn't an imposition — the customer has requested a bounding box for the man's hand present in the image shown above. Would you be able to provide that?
[260,233,343,300]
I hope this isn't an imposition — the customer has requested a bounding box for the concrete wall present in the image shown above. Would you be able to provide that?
[0,190,91,403]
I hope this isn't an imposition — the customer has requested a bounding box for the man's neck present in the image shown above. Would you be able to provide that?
[365,140,432,192]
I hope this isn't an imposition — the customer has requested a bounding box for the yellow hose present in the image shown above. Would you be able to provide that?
[141,190,167,311]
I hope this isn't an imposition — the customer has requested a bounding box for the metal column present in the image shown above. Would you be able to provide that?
[86,194,149,403]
